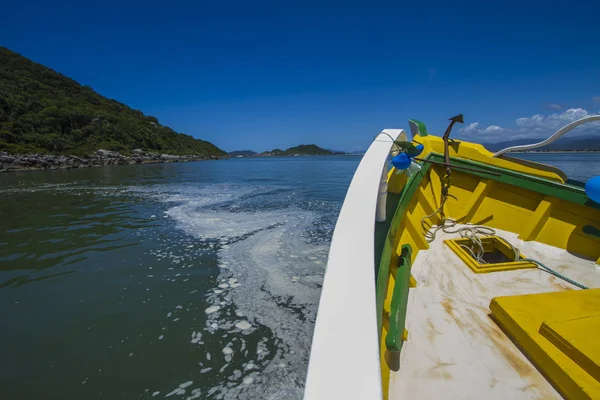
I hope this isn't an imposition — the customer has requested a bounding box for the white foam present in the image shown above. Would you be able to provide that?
[161,183,330,397]
[204,306,220,314]
[165,388,185,397]
[235,321,252,330]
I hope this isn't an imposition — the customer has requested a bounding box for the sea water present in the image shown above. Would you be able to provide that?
[0,153,598,399]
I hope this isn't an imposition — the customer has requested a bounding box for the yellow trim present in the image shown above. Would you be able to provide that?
[444,236,536,273]
[415,135,568,183]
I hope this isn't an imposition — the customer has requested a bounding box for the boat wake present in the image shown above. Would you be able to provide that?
[161,184,330,399]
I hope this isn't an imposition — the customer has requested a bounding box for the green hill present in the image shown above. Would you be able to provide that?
[282,144,333,155]
[229,150,257,157]
[0,47,225,157]
[260,144,334,156]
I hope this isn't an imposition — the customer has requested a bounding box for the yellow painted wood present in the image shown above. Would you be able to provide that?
[491,289,600,399]
[409,274,417,288]
[404,216,429,251]
[379,134,600,397]
[459,179,495,223]
[387,168,407,194]
[415,135,568,182]
[418,184,438,216]
[540,315,600,383]
[401,329,408,341]
[444,236,536,273]
[520,197,558,241]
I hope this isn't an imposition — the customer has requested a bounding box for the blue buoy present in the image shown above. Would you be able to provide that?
[392,153,411,170]
[585,176,600,203]
[414,143,424,157]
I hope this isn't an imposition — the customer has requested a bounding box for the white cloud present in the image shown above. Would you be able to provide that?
[515,108,592,131]
[456,108,600,143]
[547,103,562,110]
[460,122,479,133]
[482,125,503,133]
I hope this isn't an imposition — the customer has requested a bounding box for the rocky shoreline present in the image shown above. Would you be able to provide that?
[0,149,226,173]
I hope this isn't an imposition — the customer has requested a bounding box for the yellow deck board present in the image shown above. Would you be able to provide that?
[491,289,600,399]
[541,315,600,383]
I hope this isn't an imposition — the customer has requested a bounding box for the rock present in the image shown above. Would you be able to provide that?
[160,154,181,161]
[71,156,88,164]
[97,149,120,158]
[0,150,213,173]
[0,155,15,164]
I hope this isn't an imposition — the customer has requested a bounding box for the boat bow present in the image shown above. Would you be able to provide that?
[304,129,405,400]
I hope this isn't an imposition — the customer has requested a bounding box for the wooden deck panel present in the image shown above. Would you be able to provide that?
[389,226,600,399]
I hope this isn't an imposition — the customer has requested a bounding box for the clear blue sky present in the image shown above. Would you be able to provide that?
[2,1,599,152]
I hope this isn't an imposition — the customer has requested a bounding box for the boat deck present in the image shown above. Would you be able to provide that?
[389,226,600,399]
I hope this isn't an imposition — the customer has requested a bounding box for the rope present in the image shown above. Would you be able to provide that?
[421,200,588,290]
[522,258,589,290]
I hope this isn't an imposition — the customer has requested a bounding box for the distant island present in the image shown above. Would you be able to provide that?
[229,150,258,157]
[229,144,349,157]
[0,47,226,172]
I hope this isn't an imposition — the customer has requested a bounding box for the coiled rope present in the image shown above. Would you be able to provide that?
[420,195,588,290]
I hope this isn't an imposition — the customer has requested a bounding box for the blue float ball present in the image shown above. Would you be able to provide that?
[392,153,411,170]
[414,143,424,157]
[585,176,600,204]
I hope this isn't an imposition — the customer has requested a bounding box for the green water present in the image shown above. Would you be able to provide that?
[0,158,359,399]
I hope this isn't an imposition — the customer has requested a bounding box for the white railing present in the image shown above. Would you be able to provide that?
[493,115,600,157]
[304,129,405,400]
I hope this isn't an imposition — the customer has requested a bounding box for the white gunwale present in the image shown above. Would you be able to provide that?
[304,129,405,400]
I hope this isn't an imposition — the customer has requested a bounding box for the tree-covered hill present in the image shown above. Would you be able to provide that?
[0,47,225,156]
[282,144,334,155]
[260,144,334,156]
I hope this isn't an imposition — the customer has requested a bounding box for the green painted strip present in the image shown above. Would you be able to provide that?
[408,119,428,137]
[386,244,413,352]
[374,192,402,274]
[376,163,431,341]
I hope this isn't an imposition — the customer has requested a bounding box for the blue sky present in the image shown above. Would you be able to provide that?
[2,1,599,152]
